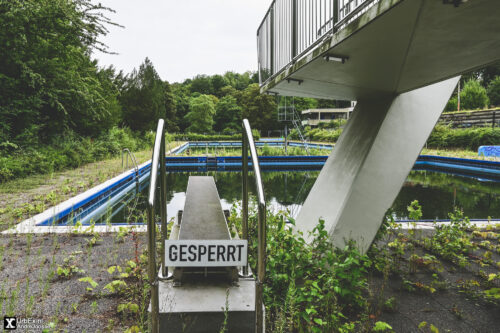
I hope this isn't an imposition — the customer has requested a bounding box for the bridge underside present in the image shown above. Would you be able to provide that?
[263,0,500,100]
[260,0,500,253]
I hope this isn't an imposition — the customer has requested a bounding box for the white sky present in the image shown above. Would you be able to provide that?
[91,0,271,83]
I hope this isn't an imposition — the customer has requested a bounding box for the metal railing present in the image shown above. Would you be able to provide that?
[257,0,379,85]
[121,148,138,173]
[241,119,267,333]
[147,119,169,333]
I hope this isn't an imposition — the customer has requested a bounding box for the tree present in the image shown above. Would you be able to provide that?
[190,75,213,95]
[120,58,166,132]
[164,81,178,132]
[224,71,253,90]
[0,0,119,144]
[171,83,191,131]
[185,94,216,133]
[477,61,500,87]
[240,84,278,134]
[460,80,489,110]
[214,96,242,132]
[210,75,228,97]
[487,76,500,107]
[284,97,318,112]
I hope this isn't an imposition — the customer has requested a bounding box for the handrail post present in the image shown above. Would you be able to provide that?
[334,0,339,25]
[256,201,266,333]
[292,0,297,59]
[242,131,249,277]
[147,119,166,333]
[160,132,169,278]
[270,6,275,76]
[147,205,159,333]
[241,119,266,333]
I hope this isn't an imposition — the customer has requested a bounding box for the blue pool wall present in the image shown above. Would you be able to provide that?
[171,140,334,155]
[35,141,500,226]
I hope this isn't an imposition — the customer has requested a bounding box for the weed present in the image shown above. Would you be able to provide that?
[373,321,393,332]
[56,251,84,278]
[117,302,140,317]
[79,276,99,293]
[90,300,98,314]
[382,297,396,312]
[104,280,127,294]
[219,289,230,333]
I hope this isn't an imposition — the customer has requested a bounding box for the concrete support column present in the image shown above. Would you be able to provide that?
[295,77,460,253]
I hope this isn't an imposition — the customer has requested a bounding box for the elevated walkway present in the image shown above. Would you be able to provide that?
[260,0,500,100]
[257,0,500,253]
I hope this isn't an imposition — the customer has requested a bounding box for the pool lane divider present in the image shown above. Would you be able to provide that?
[4,150,500,234]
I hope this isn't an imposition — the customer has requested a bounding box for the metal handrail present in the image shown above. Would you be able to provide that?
[241,119,266,333]
[147,119,169,333]
[122,149,139,190]
[257,0,380,86]
[121,148,139,174]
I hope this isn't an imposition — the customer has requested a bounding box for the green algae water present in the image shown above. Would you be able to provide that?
[98,170,500,224]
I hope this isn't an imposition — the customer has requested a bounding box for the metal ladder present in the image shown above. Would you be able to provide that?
[121,148,139,181]
[278,96,309,155]
[147,119,267,333]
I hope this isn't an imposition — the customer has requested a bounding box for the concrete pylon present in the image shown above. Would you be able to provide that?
[295,77,460,253]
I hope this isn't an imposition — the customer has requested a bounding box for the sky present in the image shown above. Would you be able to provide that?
[91,0,271,83]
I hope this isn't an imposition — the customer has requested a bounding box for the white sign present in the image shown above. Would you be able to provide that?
[165,240,248,267]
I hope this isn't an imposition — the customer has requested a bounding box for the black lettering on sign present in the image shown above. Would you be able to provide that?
[227,245,236,262]
[217,245,225,261]
[188,245,196,261]
[169,245,178,261]
[208,245,216,261]
[199,245,207,260]
[236,244,244,261]
[179,244,187,262]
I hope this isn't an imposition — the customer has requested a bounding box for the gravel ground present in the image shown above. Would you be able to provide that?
[0,232,148,332]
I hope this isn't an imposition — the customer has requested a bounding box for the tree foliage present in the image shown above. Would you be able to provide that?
[240,84,278,135]
[460,80,489,110]
[214,96,242,133]
[487,76,500,107]
[185,94,216,133]
[120,58,166,132]
[0,0,120,144]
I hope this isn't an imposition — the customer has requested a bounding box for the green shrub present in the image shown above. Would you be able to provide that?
[445,96,458,112]
[460,80,490,110]
[487,76,500,107]
[427,125,500,150]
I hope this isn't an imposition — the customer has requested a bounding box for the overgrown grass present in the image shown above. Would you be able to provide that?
[170,130,260,142]
[179,144,327,157]
[291,123,500,152]
[0,127,156,183]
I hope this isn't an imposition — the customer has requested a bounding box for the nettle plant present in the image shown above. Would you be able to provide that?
[56,251,84,278]
[424,209,477,262]
[239,207,371,333]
